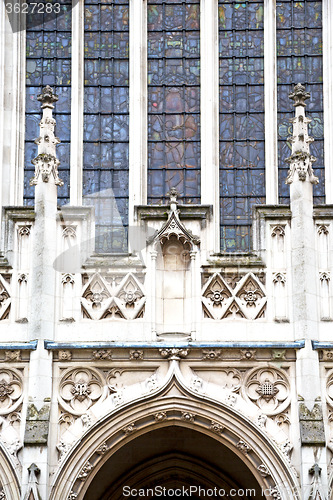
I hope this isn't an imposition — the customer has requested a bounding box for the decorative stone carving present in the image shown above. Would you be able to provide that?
[96,442,109,455]
[0,489,5,499]
[78,461,94,481]
[0,276,11,321]
[7,438,22,457]
[24,403,50,445]
[279,439,293,462]
[190,375,203,392]
[112,390,124,407]
[58,350,72,361]
[236,440,251,455]
[240,349,256,360]
[0,369,23,415]
[225,393,237,407]
[268,486,281,500]
[59,368,105,415]
[62,226,77,238]
[271,349,286,360]
[92,350,112,361]
[159,348,189,359]
[123,422,137,435]
[146,373,158,392]
[18,225,31,237]
[181,412,195,423]
[81,413,93,430]
[322,350,333,361]
[202,273,266,320]
[257,464,270,477]
[23,463,41,500]
[285,83,319,185]
[81,273,145,320]
[56,440,72,462]
[210,421,224,436]
[154,412,167,422]
[202,349,222,360]
[271,225,285,238]
[4,351,21,362]
[243,367,290,415]
[257,414,267,429]
[129,350,143,360]
[68,491,78,500]
[317,224,329,235]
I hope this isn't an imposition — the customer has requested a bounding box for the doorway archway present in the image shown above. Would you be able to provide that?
[50,367,300,500]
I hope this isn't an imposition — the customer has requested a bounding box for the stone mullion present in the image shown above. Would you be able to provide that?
[264,0,278,204]
[70,0,84,205]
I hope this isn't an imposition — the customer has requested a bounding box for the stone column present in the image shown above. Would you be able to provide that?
[23,86,63,499]
[286,84,327,496]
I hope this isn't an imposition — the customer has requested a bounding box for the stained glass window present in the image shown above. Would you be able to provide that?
[24,1,72,206]
[277,0,324,204]
[147,0,201,205]
[219,0,265,252]
[83,0,129,253]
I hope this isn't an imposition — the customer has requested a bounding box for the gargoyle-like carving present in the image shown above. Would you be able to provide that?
[236,440,251,455]
[78,461,94,481]
[257,464,270,477]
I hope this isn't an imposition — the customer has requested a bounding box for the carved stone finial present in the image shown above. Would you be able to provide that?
[285,83,318,185]
[167,187,179,204]
[37,85,59,108]
[309,463,321,478]
[27,463,40,479]
[288,83,310,107]
[23,463,41,500]
[30,86,63,187]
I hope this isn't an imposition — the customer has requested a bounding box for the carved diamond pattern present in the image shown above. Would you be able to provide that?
[202,273,266,320]
[0,276,11,321]
[81,273,145,320]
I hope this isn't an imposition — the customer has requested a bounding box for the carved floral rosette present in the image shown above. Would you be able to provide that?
[242,367,290,416]
[58,368,107,416]
[0,368,23,415]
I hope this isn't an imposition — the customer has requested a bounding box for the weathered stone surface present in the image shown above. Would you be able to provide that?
[24,404,50,445]
[299,403,325,445]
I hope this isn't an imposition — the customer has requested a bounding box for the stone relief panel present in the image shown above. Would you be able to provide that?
[202,273,266,320]
[0,369,23,415]
[242,367,290,416]
[81,272,145,320]
[58,368,107,415]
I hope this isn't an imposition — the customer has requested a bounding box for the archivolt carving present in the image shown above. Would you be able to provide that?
[242,367,290,416]
[202,273,266,320]
[81,273,145,320]
[0,369,23,415]
[325,371,333,407]
[58,368,107,416]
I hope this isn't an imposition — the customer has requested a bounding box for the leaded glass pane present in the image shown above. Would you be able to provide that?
[277,0,324,203]
[83,0,129,253]
[25,2,72,206]
[219,0,265,252]
[147,0,201,205]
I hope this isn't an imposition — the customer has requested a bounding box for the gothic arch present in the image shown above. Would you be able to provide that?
[50,362,300,500]
[0,441,21,500]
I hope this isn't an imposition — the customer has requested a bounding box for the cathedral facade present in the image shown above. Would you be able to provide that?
[0,0,333,499]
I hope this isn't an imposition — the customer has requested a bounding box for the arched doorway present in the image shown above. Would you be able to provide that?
[50,366,300,500]
[84,425,262,500]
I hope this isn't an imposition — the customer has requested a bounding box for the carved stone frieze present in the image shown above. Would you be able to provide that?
[202,272,266,320]
[240,349,256,360]
[243,367,290,415]
[59,368,105,416]
[92,350,112,361]
[68,491,78,500]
